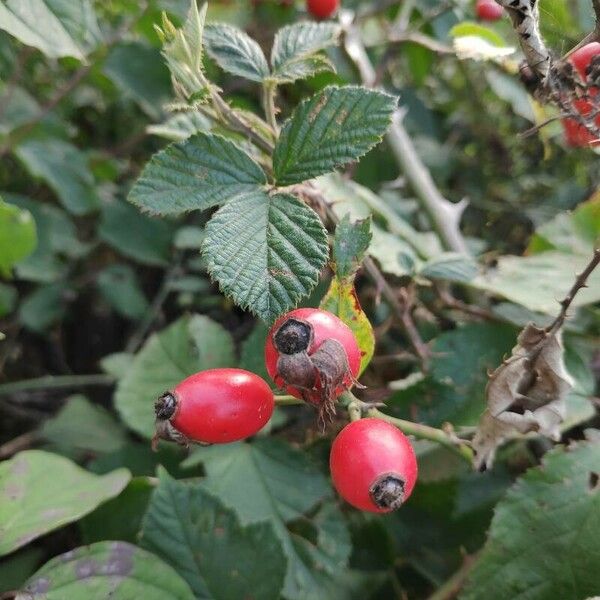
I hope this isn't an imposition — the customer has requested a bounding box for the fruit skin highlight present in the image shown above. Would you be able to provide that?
[561,42,600,147]
[330,418,418,513]
[153,368,274,447]
[306,0,339,20]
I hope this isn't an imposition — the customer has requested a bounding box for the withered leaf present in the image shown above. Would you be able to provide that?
[472,323,573,471]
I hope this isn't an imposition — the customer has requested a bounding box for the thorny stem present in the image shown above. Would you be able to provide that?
[340,11,469,255]
[0,374,115,396]
[495,0,550,81]
[339,392,474,463]
[435,284,496,321]
[547,248,600,333]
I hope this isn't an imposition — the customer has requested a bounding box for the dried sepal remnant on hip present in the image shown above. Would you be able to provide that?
[272,314,361,424]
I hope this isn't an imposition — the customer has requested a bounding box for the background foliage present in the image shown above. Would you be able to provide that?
[0,1,599,599]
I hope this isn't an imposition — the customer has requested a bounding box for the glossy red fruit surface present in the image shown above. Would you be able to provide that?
[476,0,503,21]
[562,43,600,147]
[330,418,418,513]
[158,368,274,444]
[307,0,339,19]
[264,307,361,402]
[569,42,600,80]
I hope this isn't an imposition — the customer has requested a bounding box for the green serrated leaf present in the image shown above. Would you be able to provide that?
[462,442,600,600]
[203,190,328,322]
[140,468,286,600]
[80,477,155,545]
[159,0,208,94]
[148,112,211,141]
[0,282,17,317]
[97,264,149,320]
[472,251,600,314]
[19,283,67,333]
[272,54,335,84]
[316,173,439,259]
[115,314,235,438]
[419,252,480,283]
[15,138,100,215]
[100,351,135,380]
[128,132,266,215]
[270,22,340,83]
[0,197,36,278]
[18,541,194,599]
[99,199,174,267]
[204,23,269,82]
[41,395,128,455]
[4,193,88,283]
[104,42,171,120]
[182,438,359,600]
[240,322,271,381]
[273,86,397,185]
[0,0,103,60]
[528,189,600,255]
[0,84,40,136]
[0,450,130,556]
[449,22,507,48]
[320,278,374,375]
[332,214,372,278]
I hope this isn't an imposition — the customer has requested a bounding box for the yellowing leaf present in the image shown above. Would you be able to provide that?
[320,278,374,376]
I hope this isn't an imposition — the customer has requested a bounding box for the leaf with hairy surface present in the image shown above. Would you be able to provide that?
[273,86,397,185]
[128,132,266,215]
[270,22,340,83]
[203,190,328,322]
[462,442,600,600]
[204,23,269,82]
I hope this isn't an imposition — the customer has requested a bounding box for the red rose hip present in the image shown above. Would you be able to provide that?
[476,0,503,21]
[153,368,274,447]
[561,43,600,147]
[307,0,339,20]
[265,308,362,421]
[330,418,418,513]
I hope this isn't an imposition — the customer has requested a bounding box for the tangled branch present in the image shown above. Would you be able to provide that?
[497,0,600,142]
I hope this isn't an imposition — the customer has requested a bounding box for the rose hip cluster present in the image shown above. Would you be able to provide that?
[561,43,600,147]
[153,308,417,512]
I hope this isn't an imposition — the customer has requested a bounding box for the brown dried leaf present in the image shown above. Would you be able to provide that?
[472,324,573,470]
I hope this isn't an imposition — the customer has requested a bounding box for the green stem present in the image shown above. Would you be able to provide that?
[262,82,278,134]
[209,86,274,154]
[274,394,303,405]
[367,408,473,463]
[0,374,115,396]
[339,391,473,464]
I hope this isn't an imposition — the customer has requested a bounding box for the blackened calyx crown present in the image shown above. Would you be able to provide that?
[155,392,177,420]
[273,317,314,355]
[370,473,405,511]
